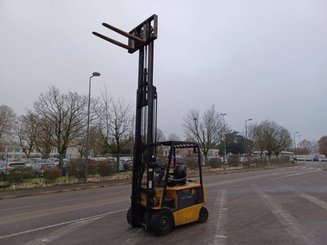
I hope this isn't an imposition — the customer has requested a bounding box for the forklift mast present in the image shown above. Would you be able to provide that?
[93,15,158,228]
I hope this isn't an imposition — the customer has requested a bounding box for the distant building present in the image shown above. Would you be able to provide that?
[252,151,294,157]
[0,143,79,160]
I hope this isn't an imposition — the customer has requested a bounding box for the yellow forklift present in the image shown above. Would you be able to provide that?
[93,15,208,235]
[130,141,208,235]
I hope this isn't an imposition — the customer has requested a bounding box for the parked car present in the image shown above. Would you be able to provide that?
[119,160,128,172]
[0,161,30,179]
[119,157,133,172]
[30,162,57,178]
[7,161,27,169]
[61,159,71,176]
[25,158,43,165]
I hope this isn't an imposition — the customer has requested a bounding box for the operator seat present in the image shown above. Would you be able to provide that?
[168,164,187,186]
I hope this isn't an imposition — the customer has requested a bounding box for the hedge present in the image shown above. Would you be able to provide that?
[43,167,61,183]
[7,166,34,184]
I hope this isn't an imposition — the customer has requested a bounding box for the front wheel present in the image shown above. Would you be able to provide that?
[126,207,132,225]
[198,207,208,223]
[150,209,174,236]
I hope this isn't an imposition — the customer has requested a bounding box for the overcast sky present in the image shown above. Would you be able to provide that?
[1,0,326,141]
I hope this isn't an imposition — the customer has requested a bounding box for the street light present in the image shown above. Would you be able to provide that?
[294,131,299,164]
[245,118,252,161]
[85,72,101,182]
[221,113,227,163]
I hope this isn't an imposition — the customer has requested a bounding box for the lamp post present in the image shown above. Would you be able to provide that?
[293,131,299,164]
[221,113,227,163]
[245,118,252,161]
[85,72,101,183]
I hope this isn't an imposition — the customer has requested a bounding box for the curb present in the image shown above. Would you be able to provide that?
[0,181,129,200]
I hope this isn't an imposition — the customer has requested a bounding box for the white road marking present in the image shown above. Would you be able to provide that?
[213,189,228,245]
[0,196,129,225]
[254,185,322,245]
[123,228,144,245]
[24,216,103,245]
[0,209,127,240]
[273,169,321,179]
[206,171,296,188]
[287,186,327,211]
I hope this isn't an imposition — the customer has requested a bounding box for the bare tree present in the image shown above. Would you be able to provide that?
[273,127,292,157]
[88,125,108,157]
[15,112,38,158]
[253,120,292,159]
[72,97,102,159]
[156,128,166,142]
[33,86,88,167]
[183,105,225,163]
[318,136,327,155]
[297,139,312,152]
[0,105,16,143]
[98,91,134,156]
[34,118,54,158]
[167,133,180,141]
[246,123,256,155]
[252,123,266,156]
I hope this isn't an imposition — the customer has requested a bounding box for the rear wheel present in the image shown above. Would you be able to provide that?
[198,207,208,223]
[151,209,174,236]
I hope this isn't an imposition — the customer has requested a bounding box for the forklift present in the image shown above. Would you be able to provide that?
[93,14,208,235]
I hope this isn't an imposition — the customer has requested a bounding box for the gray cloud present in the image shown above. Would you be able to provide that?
[0,0,326,140]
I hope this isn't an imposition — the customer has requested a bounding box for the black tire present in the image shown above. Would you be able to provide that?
[198,207,208,223]
[127,207,132,225]
[150,209,174,236]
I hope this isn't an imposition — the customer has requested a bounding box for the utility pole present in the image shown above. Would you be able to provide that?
[294,131,299,164]
[220,113,227,165]
[85,72,101,183]
[245,118,252,162]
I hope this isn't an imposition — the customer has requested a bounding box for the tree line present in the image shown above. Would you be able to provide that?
[0,86,134,167]
[1,87,326,167]
[183,105,326,162]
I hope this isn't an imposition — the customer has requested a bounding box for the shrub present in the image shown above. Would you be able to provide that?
[208,158,222,169]
[0,172,7,181]
[228,155,240,167]
[7,166,34,184]
[87,160,98,176]
[67,159,84,179]
[108,160,118,173]
[43,167,61,183]
[185,157,199,169]
[279,156,291,164]
[97,161,111,177]
[253,157,268,167]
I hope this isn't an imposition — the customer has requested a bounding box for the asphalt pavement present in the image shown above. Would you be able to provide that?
[0,164,293,200]
[0,165,285,200]
[1,162,327,244]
